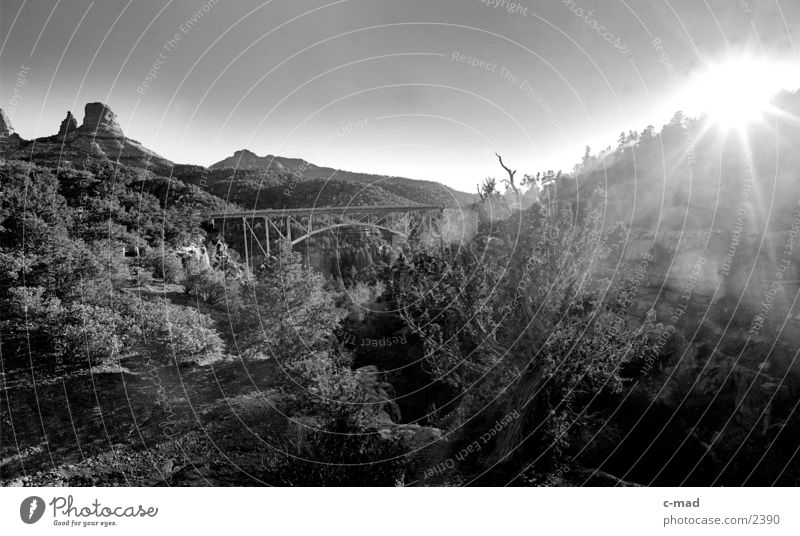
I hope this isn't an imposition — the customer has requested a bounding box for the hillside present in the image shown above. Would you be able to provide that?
[208,149,474,207]
[571,90,800,233]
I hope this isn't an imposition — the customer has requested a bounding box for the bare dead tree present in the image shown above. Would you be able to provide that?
[495,153,518,196]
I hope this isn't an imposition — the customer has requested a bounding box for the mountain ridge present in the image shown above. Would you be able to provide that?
[207,148,475,207]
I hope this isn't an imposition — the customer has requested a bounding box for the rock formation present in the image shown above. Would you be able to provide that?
[0,108,24,151]
[210,149,291,171]
[58,111,78,137]
[0,108,13,138]
[1,101,172,170]
[80,102,124,138]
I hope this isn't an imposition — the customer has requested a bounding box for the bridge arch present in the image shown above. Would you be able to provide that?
[289,222,407,246]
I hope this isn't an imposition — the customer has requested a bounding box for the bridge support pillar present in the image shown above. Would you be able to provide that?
[241,217,249,272]
[306,215,312,269]
[264,217,270,258]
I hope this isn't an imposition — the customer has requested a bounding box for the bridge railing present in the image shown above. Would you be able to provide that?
[207,204,446,220]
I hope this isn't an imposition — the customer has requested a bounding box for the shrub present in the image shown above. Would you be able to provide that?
[135,268,153,286]
[251,350,409,485]
[237,242,339,361]
[91,240,131,286]
[143,248,185,283]
[153,301,224,364]
[2,216,102,299]
[13,284,230,368]
[57,302,139,366]
[184,269,231,307]
[280,420,409,486]
[0,287,139,367]
[0,287,64,360]
[121,296,225,364]
[285,350,377,428]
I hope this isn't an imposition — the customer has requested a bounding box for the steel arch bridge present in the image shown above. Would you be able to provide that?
[208,204,445,268]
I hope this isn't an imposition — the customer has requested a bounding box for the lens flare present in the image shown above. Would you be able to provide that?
[679,57,800,132]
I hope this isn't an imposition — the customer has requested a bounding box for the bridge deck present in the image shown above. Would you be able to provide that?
[208,204,445,220]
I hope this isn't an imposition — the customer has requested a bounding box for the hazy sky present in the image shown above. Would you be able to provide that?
[2,0,799,190]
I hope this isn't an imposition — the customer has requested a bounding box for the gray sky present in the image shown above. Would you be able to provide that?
[2,0,799,189]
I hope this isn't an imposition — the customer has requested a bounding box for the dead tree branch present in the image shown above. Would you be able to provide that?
[495,153,518,196]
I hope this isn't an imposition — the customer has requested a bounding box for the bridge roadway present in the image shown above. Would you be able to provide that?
[209,204,445,219]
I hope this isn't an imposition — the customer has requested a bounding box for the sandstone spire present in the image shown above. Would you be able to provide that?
[58,111,78,137]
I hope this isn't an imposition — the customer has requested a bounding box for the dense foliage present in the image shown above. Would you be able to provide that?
[393,189,659,476]
[0,161,227,370]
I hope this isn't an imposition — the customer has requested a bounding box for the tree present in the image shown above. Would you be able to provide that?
[477,176,498,202]
[238,240,339,361]
[495,152,519,197]
[394,189,658,471]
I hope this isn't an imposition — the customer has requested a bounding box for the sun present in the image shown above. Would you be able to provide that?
[679,57,799,131]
